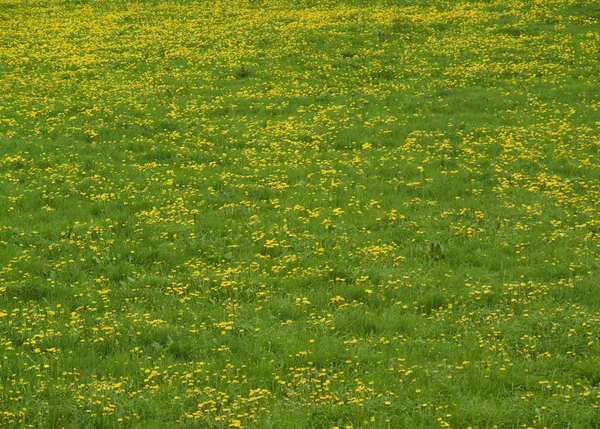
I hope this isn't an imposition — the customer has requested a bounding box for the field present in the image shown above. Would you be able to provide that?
[1,0,600,427]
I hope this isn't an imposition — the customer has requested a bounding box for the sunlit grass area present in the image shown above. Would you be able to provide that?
[1,0,600,427]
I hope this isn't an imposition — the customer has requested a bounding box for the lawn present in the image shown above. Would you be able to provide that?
[1,0,600,427]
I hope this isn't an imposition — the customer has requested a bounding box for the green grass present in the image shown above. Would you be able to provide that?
[1,0,600,427]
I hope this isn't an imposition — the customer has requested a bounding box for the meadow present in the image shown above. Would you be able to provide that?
[1,0,599,427]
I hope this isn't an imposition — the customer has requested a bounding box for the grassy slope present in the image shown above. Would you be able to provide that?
[1,0,600,427]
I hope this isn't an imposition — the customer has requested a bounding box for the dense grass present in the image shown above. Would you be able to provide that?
[1,0,600,427]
